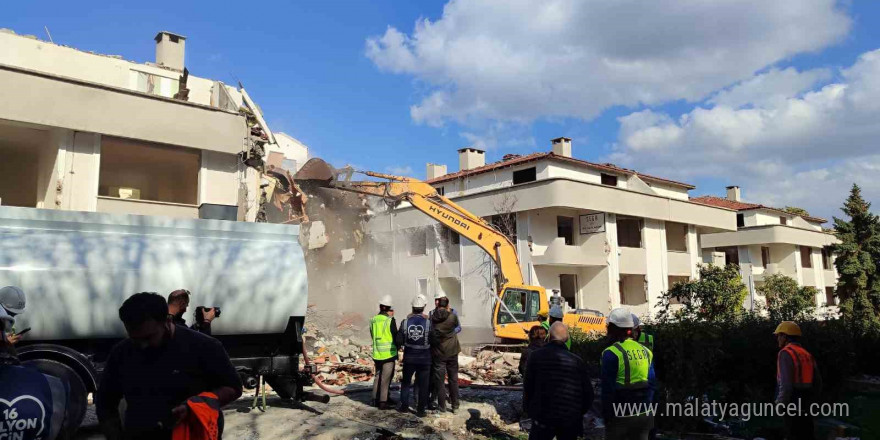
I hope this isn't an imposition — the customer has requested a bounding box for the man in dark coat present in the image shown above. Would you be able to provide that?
[524,322,594,440]
[429,296,461,413]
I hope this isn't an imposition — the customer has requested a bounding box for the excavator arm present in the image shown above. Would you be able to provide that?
[327,167,524,292]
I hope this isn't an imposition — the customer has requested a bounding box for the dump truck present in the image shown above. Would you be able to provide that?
[272,158,606,346]
[0,206,324,429]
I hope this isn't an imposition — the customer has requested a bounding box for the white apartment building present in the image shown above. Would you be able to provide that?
[694,187,840,314]
[357,138,736,338]
[0,29,306,220]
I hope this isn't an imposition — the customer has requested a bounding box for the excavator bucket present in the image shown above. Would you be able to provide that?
[293,158,337,186]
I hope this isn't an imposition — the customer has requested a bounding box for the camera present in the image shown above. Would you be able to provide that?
[195,306,221,323]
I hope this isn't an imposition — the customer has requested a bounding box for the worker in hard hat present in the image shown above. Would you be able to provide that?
[601,308,655,440]
[537,309,549,332]
[395,294,431,417]
[774,321,821,440]
[427,291,460,410]
[0,286,26,345]
[631,314,654,351]
[546,305,570,350]
[370,295,398,410]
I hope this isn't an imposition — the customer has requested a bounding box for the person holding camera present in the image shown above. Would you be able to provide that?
[168,289,219,336]
[191,306,220,336]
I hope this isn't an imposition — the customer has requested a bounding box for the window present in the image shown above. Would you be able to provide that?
[761,247,771,269]
[512,167,537,184]
[601,173,618,186]
[825,287,836,306]
[821,248,832,270]
[409,229,428,256]
[667,276,690,304]
[617,217,643,248]
[559,274,578,308]
[736,214,745,228]
[780,216,788,225]
[132,70,179,98]
[557,216,574,245]
[619,275,647,305]
[665,222,688,252]
[417,278,429,297]
[436,186,445,196]
[716,246,739,266]
[800,246,813,268]
[441,227,460,262]
[99,137,199,205]
[490,214,517,242]
[497,289,540,324]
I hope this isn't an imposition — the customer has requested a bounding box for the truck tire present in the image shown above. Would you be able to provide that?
[21,358,89,430]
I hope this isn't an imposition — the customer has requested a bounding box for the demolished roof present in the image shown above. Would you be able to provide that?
[426,152,696,189]
[691,196,827,223]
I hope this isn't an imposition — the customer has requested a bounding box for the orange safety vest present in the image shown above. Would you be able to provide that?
[781,344,814,388]
[172,392,221,440]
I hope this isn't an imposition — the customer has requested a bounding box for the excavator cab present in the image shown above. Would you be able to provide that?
[493,285,548,342]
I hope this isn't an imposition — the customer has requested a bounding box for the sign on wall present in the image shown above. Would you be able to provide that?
[579,213,606,235]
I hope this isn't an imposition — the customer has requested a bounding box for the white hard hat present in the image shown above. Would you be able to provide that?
[379,295,393,308]
[0,286,25,315]
[412,294,427,308]
[609,308,635,328]
[434,291,447,300]
[549,305,564,319]
[631,314,641,328]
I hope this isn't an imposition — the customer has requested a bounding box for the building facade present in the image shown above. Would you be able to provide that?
[0,29,305,220]
[694,187,840,314]
[359,138,736,337]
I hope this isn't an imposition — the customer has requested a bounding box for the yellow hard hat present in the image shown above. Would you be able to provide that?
[773,321,802,336]
[537,309,548,318]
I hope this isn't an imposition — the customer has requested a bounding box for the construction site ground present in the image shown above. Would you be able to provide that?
[73,384,531,440]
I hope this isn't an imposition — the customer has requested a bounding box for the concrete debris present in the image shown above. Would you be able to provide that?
[303,221,329,250]
[458,351,521,386]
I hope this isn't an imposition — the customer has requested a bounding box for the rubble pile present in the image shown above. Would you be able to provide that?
[458,351,523,386]
[310,335,375,386]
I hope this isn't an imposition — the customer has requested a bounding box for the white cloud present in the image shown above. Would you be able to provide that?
[613,49,880,220]
[385,165,414,176]
[708,67,832,108]
[367,0,850,126]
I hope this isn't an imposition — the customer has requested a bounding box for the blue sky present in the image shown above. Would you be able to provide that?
[8,1,880,220]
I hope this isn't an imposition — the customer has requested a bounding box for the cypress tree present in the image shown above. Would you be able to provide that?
[830,184,880,334]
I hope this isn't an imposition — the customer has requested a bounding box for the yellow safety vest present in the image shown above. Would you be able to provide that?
[603,338,652,388]
[370,314,397,360]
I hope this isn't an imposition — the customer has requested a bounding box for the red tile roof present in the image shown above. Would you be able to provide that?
[691,196,827,223]
[425,152,695,189]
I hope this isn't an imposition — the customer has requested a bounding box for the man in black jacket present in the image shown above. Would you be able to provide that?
[524,322,594,440]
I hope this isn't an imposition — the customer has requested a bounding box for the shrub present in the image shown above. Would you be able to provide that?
[759,273,818,322]
[656,264,748,323]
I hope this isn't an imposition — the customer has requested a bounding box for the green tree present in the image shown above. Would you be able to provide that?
[658,264,748,322]
[830,184,880,334]
[758,273,818,322]
[784,206,811,217]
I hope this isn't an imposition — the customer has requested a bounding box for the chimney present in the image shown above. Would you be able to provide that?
[726,185,741,202]
[458,147,485,171]
[155,31,186,71]
[551,137,572,157]
[426,163,447,180]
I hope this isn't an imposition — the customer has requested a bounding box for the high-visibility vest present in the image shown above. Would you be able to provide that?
[603,338,653,389]
[781,343,814,389]
[172,392,221,440]
[370,314,397,360]
[637,331,654,351]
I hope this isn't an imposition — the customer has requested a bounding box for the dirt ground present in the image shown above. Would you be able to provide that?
[74,384,527,440]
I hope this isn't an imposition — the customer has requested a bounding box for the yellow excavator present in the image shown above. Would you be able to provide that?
[275,158,605,344]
